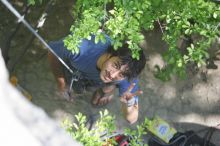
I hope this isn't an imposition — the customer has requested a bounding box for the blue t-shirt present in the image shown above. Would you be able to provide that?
[49,35,139,101]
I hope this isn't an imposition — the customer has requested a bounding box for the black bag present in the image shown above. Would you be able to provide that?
[148,130,216,146]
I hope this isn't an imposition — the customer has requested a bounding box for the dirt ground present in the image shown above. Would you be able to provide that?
[1,0,220,145]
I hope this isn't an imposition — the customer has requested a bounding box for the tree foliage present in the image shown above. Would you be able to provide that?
[27,0,42,5]
[64,0,220,80]
[62,110,147,146]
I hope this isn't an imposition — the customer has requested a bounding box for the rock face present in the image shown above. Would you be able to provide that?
[0,50,81,146]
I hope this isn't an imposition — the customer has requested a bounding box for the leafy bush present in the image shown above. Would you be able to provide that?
[62,110,116,146]
[62,110,147,146]
[64,0,220,80]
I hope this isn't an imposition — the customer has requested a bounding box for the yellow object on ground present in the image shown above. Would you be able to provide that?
[145,116,177,143]
[10,76,32,101]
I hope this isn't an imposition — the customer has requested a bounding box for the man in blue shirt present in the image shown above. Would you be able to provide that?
[48,35,146,124]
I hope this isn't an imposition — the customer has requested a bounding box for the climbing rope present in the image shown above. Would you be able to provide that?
[0,0,74,75]
[10,0,55,72]
[1,0,79,95]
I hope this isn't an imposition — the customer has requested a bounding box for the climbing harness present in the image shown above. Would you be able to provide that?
[1,0,77,93]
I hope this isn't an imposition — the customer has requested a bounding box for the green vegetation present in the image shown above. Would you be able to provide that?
[62,110,147,146]
[63,0,220,80]
[27,0,42,5]
[62,110,116,146]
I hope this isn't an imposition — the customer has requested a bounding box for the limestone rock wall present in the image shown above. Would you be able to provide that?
[0,50,81,146]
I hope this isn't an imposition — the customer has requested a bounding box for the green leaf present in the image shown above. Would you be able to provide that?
[99,34,106,43]
[190,44,194,49]
[200,30,206,36]
[109,9,115,15]
[87,35,91,40]
[182,25,188,28]
[177,60,183,67]
[184,29,190,35]
[95,36,99,44]
[27,0,35,5]
[213,12,217,19]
